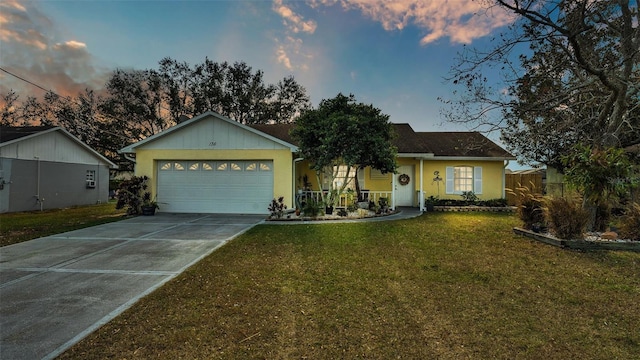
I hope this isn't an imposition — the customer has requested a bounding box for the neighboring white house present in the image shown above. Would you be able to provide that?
[0,126,117,213]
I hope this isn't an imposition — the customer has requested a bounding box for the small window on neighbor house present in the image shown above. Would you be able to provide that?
[230,162,242,171]
[202,162,213,171]
[160,162,172,170]
[189,162,200,171]
[86,170,96,188]
[217,162,228,171]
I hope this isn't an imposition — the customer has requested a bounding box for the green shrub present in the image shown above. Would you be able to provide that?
[302,198,321,218]
[267,196,287,219]
[461,191,478,204]
[545,197,589,240]
[508,184,544,230]
[115,175,150,215]
[482,198,508,207]
[618,202,640,241]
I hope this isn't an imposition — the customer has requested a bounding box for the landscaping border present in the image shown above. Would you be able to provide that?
[513,227,640,252]
[433,206,516,213]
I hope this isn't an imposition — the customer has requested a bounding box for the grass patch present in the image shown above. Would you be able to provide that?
[59,212,640,359]
[0,202,126,247]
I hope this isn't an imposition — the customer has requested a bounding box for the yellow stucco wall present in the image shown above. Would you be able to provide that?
[419,160,505,200]
[134,148,294,207]
[293,158,507,201]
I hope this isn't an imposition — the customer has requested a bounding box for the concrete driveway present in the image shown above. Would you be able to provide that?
[0,213,264,360]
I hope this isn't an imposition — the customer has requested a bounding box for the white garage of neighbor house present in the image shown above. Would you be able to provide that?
[0,126,117,213]
[118,112,296,214]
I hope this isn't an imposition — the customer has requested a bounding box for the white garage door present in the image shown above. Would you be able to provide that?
[157,160,274,214]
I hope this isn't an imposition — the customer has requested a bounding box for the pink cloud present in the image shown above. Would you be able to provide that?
[312,0,514,44]
[0,1,109,100]
[273,0,317,34]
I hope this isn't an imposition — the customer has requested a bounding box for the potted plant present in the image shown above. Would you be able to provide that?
[325,203,334,215]
[378,197,389,213]
[141,192,159,216]
[425,195,438,212]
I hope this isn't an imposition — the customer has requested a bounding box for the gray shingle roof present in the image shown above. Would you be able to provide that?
[0,126,56,144]
[249,123,514,159]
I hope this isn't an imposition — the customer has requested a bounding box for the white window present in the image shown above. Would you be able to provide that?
[86,170,96,188]
[446,166,482,195]
[454,166,473,192]
[332,165,357,189]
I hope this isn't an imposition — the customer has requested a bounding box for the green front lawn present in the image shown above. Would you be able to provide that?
[0,202,126,247]
[60,212,640,359]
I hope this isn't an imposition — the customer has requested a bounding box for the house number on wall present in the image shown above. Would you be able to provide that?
[209,141,217,147]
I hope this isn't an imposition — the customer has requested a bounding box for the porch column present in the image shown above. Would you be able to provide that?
[391,170,396,210]
[420,158,424,211]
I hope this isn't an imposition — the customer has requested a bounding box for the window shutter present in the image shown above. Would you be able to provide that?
[445,166,454,194]
[474,166,482,194]
[357,167,365,188]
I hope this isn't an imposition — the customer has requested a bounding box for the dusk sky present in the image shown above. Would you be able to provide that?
[1,0,520,161]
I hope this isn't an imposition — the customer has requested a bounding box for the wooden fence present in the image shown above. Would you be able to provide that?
[505,173,543,206]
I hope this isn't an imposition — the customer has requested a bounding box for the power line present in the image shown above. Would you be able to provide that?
[0,66,132,141]
[1,67,53,94]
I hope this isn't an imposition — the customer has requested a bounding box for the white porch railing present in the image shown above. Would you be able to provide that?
[295,190,393,208]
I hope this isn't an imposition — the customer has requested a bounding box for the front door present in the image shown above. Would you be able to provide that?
[395,165,415,207]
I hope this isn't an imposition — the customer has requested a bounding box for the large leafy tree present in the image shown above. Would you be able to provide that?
[158,57,310,124]
[445,0,639,169]
[291,93,397,208]
[1,57,310,170]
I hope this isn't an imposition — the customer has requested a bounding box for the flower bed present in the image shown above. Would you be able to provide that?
[266,208,398,221]
[513,227,640,252]
[433,206,516,213]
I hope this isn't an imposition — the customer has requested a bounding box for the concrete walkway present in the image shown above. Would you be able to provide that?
[0,213,264,360]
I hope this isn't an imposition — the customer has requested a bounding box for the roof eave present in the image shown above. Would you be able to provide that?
[428,156,517,161]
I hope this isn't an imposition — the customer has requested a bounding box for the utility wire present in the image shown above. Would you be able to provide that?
[0,66,137,141]
[1,67,52,94]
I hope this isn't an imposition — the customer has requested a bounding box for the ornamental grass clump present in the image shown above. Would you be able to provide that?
[619,202,640,241]
[544,197,589,240]
[507,183,544,230]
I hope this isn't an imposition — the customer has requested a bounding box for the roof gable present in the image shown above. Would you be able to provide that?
[0,126,117,167]
[119,111,298,153]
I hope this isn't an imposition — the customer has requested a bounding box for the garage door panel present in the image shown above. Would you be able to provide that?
[157,160,273,214]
